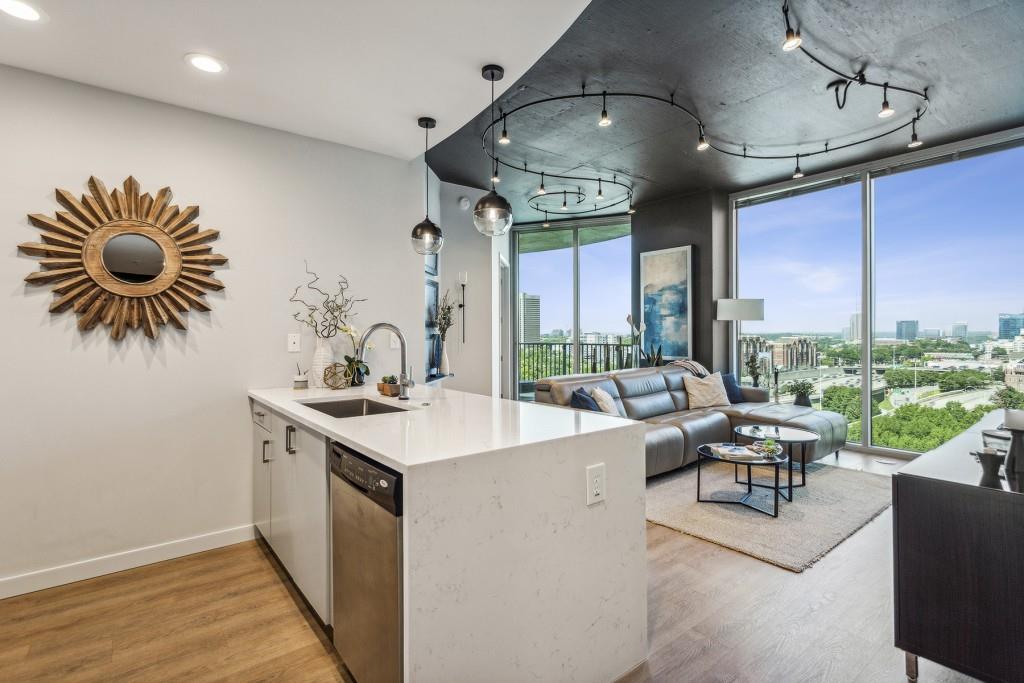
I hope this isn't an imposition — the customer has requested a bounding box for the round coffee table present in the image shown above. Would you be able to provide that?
[696,442,787,517]
[733,425,820,501]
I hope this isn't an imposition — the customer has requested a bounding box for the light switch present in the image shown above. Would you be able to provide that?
[287,333,301,353]
[586,463,606,506]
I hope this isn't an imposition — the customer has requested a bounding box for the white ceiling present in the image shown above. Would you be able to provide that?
[0,0,590,159]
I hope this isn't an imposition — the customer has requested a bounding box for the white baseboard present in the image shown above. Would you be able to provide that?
[0,523,255,600]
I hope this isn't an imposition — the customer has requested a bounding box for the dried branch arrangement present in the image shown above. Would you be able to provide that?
[290,261,365,339]
[435,290,456,342]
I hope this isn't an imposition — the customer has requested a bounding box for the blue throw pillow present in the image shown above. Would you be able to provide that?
[570,388,600,411]
[720,372,744,404]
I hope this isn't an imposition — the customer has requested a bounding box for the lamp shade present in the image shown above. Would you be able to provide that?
[716,298,764,321]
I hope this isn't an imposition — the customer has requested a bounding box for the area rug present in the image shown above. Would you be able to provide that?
[645,461,891,572]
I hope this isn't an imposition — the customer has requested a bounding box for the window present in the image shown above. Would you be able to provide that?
[513,220,631,400]
[737,181,863,443]
[734,139,1024,455]
[870,145,1024,452]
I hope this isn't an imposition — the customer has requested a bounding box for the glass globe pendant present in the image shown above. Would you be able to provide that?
[473,190,513,237]
[411,117,443,255]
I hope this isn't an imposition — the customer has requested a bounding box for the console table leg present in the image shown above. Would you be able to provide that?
[905,652,918,682]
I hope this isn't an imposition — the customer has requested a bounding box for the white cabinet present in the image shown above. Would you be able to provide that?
[255,409,330,625]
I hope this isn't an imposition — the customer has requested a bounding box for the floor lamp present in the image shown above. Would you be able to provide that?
[716,299,765,374]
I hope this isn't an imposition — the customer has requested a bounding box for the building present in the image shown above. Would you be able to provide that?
[517,293,541,343]
[1015,335,1024,353]
[846,313,862,342]
[1007,362,1024,392]
[998,313,1024,340]
[896,320,919,341]
[741,335,817,371]
[951,322,968,340]
[922,328,942,339]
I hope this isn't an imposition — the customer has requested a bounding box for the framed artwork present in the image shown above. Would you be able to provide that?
[425,279,439,328]
[640,245,692,359]
[425,252,438,277]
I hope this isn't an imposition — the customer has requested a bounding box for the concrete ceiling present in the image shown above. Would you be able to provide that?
[426,0,1024,222]
[0,0,590,159]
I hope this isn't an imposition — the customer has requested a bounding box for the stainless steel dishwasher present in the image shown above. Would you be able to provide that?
[330,443,403,683]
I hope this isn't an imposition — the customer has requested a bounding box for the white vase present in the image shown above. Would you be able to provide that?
[310,337,334,388]
[439,340,450,376]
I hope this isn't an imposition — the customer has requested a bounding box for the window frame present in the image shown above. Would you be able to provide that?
[729,125,1024,457]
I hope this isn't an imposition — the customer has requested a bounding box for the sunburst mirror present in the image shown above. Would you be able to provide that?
[18,176,228,341]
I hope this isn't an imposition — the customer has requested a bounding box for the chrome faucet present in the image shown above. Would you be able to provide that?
[357,322,414,400]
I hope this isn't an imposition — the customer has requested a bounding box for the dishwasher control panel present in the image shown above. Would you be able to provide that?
[331,444,402,516]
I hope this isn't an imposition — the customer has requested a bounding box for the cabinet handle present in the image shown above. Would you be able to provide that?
[262,439,272,463]
[285,425,297,454]
[254,411,266,419]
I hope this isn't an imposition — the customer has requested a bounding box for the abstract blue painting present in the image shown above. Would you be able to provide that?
[640,246,691,359]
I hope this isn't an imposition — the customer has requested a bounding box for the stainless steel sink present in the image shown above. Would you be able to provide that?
[302,399,407,418]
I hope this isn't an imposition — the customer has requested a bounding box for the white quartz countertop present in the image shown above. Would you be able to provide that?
[248,384,637,471]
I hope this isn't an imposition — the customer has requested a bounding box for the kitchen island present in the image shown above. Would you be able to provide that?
[248,383,648,683]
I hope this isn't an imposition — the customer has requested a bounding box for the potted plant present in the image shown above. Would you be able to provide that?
[786,379,815,407]
[434,290,456,375]
[377,374,400,398]
[745,352,762,388]
[290,262,365,388]
[343,354,370,387]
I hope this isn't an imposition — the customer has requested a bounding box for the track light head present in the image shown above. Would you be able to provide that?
[542,211,550,228]
[792,154,804,179]
[697,133,710,152]
[598,92,611,127]
[537,173,546,195]
[878,84,895,118]
[596,179,604,200]
[498,117,510,145]
[783,27,802,52]
[907,133,922,148]
[560,191,568,211]
[627,205,636,215]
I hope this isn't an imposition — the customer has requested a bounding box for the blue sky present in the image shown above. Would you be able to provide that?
[517,144,1024,338]
[739,144,1024,335]
[518,234,631,335]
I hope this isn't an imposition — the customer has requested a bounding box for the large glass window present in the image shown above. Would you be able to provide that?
[737,182,863,442]
[513,221,631,399]
[870,145,1024,452]
[736,141,1024,454]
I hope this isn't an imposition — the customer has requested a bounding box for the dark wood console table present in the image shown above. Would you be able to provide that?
[892,413,1024,683]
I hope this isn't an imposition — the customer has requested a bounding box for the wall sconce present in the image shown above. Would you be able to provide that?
[458,271,468,343]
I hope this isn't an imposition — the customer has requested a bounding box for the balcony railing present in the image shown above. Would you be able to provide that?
[518,341,639,398]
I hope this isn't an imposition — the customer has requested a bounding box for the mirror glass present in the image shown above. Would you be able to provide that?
[101,233,165,284]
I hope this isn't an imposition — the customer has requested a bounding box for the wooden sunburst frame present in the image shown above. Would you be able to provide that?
[18,176,228,341]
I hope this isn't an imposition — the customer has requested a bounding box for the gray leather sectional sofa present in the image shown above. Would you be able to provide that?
[535,365,848,478]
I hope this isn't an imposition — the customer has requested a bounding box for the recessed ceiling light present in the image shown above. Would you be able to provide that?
[185,53,226,74]
[0,0,42,21]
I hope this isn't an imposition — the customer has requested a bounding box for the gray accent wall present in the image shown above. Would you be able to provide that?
[631,189,729,371]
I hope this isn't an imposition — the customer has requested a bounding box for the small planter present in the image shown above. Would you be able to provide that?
[377,383,400,398]
[794,393,812,407]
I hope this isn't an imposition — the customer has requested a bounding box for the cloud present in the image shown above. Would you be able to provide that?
[776,260,848,293]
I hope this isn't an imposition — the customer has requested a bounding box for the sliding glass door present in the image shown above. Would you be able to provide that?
[735,138,1024,455]
[513,220,631,400]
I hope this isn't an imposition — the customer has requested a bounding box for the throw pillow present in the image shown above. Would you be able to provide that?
[719,372,744,404]
[589,386,620,415]
[683,372,731,409]
[570,388,600,412]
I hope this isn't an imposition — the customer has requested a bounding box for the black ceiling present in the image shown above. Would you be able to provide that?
[426,0,1024,223]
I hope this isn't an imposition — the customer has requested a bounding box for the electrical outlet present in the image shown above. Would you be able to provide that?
[586,463,606,506]
[390,332,400,349]
[287,333,301,353]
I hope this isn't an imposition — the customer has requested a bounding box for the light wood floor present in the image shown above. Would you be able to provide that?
[1,452,976,682]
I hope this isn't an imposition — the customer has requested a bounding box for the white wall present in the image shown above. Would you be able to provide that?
[0,66,427,596]
[437,181,508,397]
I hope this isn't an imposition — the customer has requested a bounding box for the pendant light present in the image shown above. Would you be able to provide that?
[411,117,443,255]
[474,65,514,237]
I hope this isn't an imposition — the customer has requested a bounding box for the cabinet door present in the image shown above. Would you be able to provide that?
[269,417,294,569]
[252,421,272,540]
[288,423,330,623]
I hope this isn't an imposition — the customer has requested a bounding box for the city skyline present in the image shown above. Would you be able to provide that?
[738,144,1024,335]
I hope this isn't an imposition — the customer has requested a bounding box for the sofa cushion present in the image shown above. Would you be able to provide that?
[783,410,849,461]
[684,373,731,409]
[744,403,816,424]
[646,409,732,465]
[713,402,772,424]
[658,366,692,411]
[720,372,744,404]
[537,374,626,417]
[570,389,600,412]
[614,371,675,420]
[590,386,619,415]
[644,423,686,478]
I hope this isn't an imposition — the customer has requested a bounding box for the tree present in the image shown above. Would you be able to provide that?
[822,386,880,422]
[992,367,1006,383]
[870,402,992,452]
[993,386,1024,410]
[992,347,1009,357]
